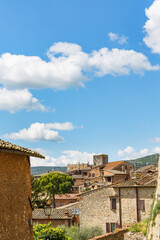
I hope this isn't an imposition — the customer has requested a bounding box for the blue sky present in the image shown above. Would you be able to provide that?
[1,0,160,166]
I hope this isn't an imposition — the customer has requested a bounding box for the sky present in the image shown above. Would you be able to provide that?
[1,0,160,166]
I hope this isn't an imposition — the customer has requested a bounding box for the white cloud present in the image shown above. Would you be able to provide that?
[0,42,158,91]
[3,122,79,141]
[117,145,160,160]
[0,88,45,113]
[88,48,158,76]
[31,149,96,166]
[108,33,118,41]
[143,0,160,54]
[108,32,128,44]
[117,146,134,156]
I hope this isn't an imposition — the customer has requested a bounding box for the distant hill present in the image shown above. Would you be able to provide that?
[31,166,67,175]
[125,153,159,168]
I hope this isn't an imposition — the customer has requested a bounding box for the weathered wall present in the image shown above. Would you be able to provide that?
[78,187,120,233]
[89,228,128,240]
[77,185,155,234]
[0,151,33,240]
[33,219,70,227]
[147,154,160,239]
[93,154,108,166]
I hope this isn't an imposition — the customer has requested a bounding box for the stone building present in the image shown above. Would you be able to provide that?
[76,173,156,234]
[33,208,74,227]
[55,193,78,207]
[0,139,44,240]
[93,154,108,166]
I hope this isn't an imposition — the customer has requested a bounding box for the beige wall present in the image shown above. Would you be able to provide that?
[0,151,33,240]
[77,186,155,234]
[33,219,70,228]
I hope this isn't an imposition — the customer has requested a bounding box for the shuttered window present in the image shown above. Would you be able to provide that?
[139,200,145,211]
[106,223,110,233]
[110,198,116,210]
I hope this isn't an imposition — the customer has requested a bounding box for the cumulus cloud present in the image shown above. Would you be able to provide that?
[117,145,160,160]
[143,0,160,54]
[0,88,45,113]
[31,149,96,166]
[0,42,158,91]
[108,32,128,44]
[3,122,79,141]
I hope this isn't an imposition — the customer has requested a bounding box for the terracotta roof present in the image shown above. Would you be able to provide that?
[32,208,73,220]
[103,161,126,170]
[0,139,44,159]
[113,173,157,188]
[55,194,78,200]
[103,170,127,176]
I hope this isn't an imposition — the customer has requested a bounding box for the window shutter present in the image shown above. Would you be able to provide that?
[139,200,145,211]
[110,198,116,210]
[106,223,110,233]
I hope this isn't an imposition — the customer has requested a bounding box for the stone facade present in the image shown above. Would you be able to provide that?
[33,219,71,228]
[0,151,33,240]
[147,154,160,239]
[89,228,128,240]
[77,185,155,234]
[93,154,108,166]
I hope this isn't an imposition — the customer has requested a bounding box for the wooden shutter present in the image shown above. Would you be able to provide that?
[106,223,110,233]
[139,200,145,211]
[110,198,116,209]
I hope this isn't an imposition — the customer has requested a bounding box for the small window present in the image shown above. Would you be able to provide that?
[60,201,63,206]
[92,173,95,177]
[107,177,111,182]
[106,223,118,233]
[139,200,145,211]
[110,198,116,210]
[56,202,59,207]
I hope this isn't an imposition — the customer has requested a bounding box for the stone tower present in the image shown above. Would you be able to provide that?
[93,154,108,166]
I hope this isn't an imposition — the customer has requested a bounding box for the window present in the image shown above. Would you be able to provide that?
[106,223,118,233]
[107,177,111,182]
[139,200,145,211]
[110,198,116,210]
[56,202,59,207]
[92,173,95,177]
[60,201,63,206]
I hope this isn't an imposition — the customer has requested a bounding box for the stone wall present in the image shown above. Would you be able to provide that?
[89,228,128,240]
[147,154,160,239]
[0,151,33,240]
[77,185,155,234]
[33,219,70,228]
[93,154,108,166]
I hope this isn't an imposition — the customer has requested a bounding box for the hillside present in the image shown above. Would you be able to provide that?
[31,166,67,175]
[125,153,159,168]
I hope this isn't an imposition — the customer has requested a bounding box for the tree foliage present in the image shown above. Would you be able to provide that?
[31,172,74,209]
[33,223,71,240]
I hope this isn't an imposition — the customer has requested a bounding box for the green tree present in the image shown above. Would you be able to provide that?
[31,175,47,210]
[37,172,74,208]
[33,223,71,240]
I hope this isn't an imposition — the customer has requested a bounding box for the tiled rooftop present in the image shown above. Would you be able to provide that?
[0,139,44,159]
[55,194,78,200]
[32,208,73,219]
[113,173,157,188]
[103,161,125,170]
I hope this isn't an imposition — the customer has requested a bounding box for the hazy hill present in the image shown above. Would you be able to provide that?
[31,166,67,175]
[31,154,159,175]
[125,153,159,168]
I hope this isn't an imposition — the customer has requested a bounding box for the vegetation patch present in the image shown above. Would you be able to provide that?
[129,219,149,236]
[59,225,103,240]
[152,200,160,225]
